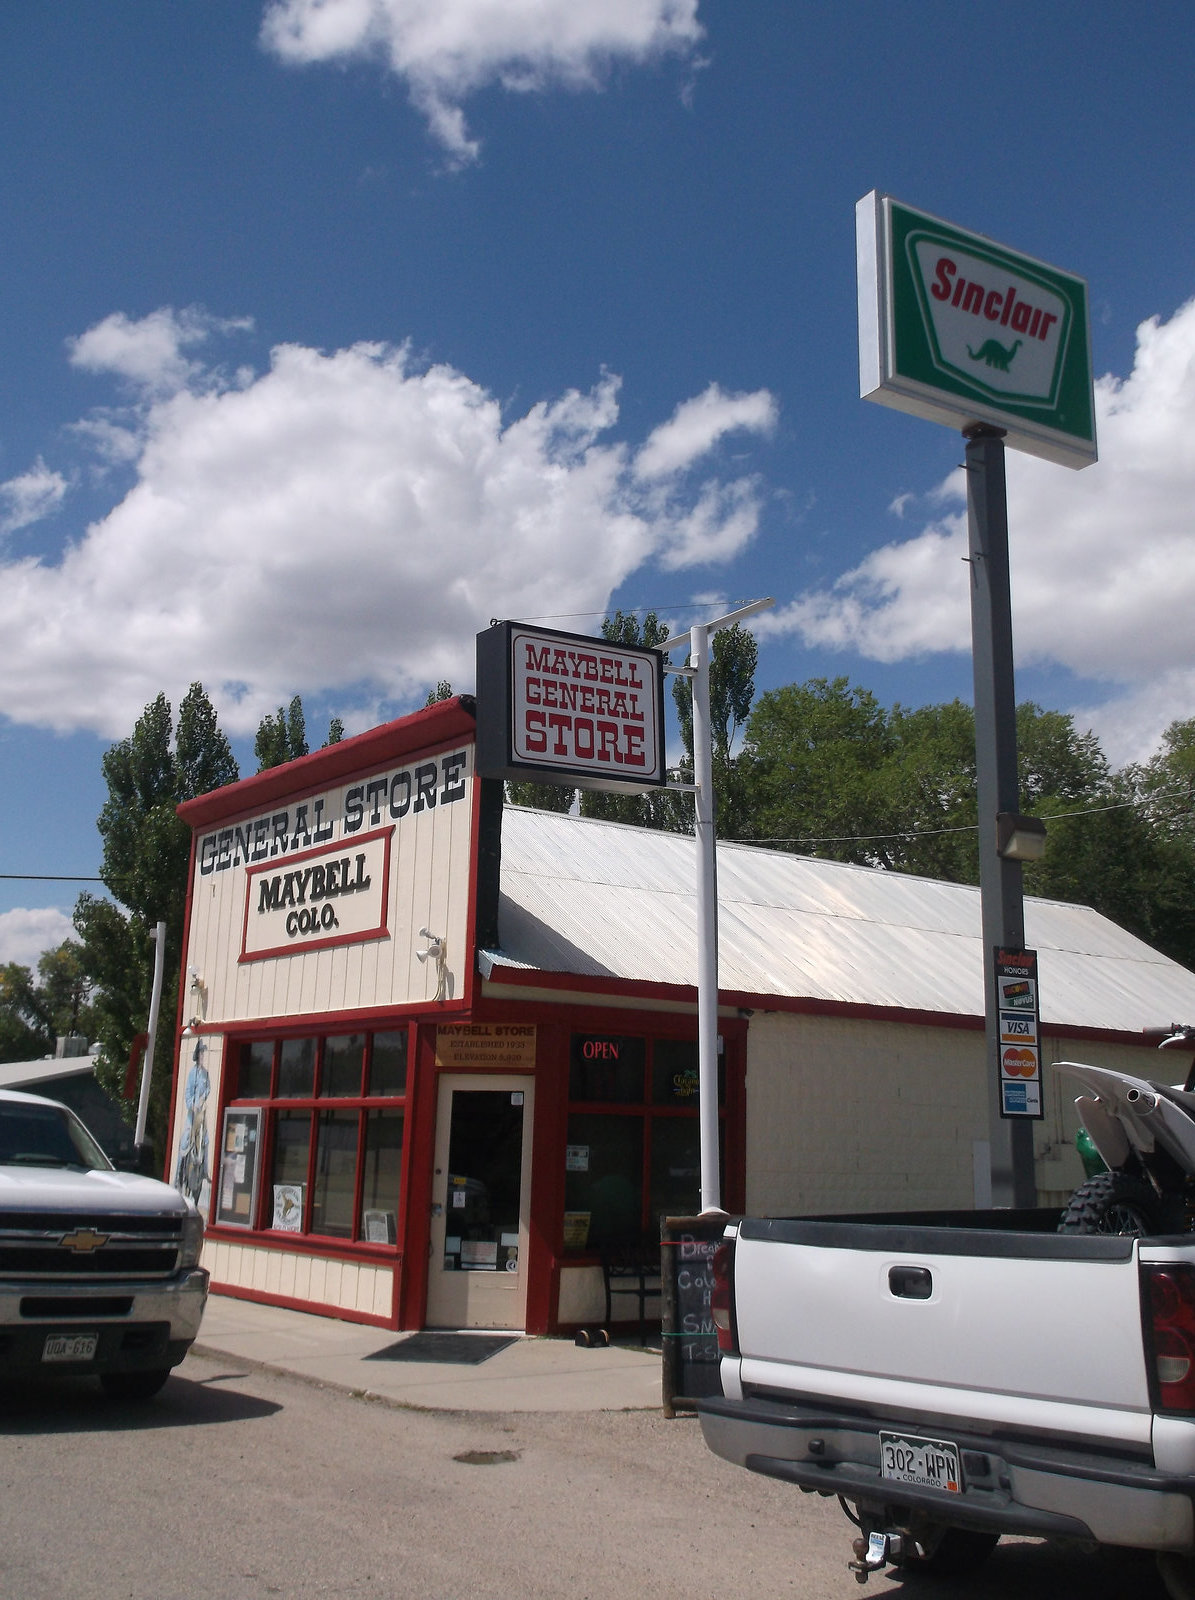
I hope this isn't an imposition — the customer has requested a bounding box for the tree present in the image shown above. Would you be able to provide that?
[35,940,96,1040]
[738,678,896,862]
[74,684,238,1156]
[424,681,454,706]
[0,962,52,1063]
[255,694,308,771]
[324,716,345,746]
[671,622,759,837]
[579,611,687,831]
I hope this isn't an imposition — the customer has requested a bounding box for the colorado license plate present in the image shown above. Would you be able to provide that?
[42,1333,98,1363]
[879,1432,961,1493]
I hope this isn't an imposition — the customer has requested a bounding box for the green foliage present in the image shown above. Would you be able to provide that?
[739,678,896,863]
[324,716,345,746]
[424,680,454,706]
[35,940,96,1040]
[578,611,689,831]
[73,684,238,1155]
[255,694,308,771]
[0,962,53,1063]
[505,779,575,811]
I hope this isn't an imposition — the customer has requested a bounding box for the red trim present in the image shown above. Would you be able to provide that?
[187,992,470,1043]
[178,699,476,828]
[480,961,1165,1049]
[239,826,394,963]
[459,778,484,1015]
[209,1284,391,1331]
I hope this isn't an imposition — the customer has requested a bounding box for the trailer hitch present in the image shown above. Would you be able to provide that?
[848,1530,904,1583]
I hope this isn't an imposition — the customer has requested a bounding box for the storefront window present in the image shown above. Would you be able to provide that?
[311,1110,358,1237]
[230,1030,408,1246]
[368,1032,407,1097]
[321,1034,365,1097]
[564,1034,721,1254]
[278,1037,316,1098]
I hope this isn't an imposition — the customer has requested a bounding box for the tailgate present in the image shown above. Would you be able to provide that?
[732,1217,1154,1446]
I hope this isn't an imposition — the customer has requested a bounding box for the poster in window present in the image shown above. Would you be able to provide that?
[215,1107,262,1229]
[273,1183,304,1232]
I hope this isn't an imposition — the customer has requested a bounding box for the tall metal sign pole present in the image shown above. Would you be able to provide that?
[857,191,1095,1206]
[966,426,1036,1205]
[659,598,773,1214]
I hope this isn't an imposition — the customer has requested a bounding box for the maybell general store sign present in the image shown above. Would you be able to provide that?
[476,621,667,793]
[857,191,1096,468]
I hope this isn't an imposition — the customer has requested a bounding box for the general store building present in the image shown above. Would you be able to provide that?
[167,696,1195,1335]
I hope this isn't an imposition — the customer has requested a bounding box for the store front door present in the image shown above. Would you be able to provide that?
[425,1074,535,1330]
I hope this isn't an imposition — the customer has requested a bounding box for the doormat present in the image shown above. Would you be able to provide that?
[365,1333,517,1365]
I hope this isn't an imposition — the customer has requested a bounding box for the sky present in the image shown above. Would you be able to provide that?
[4,0,1195,970]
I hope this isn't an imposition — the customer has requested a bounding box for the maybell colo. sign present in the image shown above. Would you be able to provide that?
[476,621,666,792]
[857,191,1096,468]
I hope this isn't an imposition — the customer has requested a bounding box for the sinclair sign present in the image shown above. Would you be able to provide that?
[475,621,666,793]
[857,191,1096,468]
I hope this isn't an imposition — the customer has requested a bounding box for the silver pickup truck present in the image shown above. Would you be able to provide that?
[0,1087,208,1399]
[699,1208,1195,1597]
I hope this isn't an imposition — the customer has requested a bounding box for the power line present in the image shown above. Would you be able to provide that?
[0,874,103,882]
[735,783,1194,849]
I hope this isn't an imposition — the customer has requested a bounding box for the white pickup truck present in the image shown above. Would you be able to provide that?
[698,1206,1195,1596]
[0,1088,208,1399]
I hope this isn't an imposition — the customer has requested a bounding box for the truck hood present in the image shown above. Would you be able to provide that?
[0,1164,189,1216]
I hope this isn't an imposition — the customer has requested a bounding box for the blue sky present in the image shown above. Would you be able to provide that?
[4,1,1195,967]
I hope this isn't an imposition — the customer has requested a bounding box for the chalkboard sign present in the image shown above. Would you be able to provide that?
[661,1213,728,1417]
[215,1107,262,1229]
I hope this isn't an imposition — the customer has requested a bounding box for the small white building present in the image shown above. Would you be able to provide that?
[166,698,1195,1335]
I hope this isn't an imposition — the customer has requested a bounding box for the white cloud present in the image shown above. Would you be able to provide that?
[68,307,252,396]
[0,907,73,970]
[0,459,67,537]
[0,310,775,738]
[633,383,776,481]
[260,0,703,162]
[763,296,1195,766]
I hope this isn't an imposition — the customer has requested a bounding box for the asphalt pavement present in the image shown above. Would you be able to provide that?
[192,1291,665,1412]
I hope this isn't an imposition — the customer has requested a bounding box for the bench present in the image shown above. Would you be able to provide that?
[600,1242,662,1344]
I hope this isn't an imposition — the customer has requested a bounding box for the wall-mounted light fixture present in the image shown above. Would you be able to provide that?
[415,929,444,964]
[996,811,1048,862]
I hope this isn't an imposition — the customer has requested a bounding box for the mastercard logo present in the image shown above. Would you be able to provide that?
[1002,1048,1038,1078]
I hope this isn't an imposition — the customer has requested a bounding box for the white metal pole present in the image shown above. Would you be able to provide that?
[135,920,167,1155]
[690,622,721,1214]
[657,598,773,1218]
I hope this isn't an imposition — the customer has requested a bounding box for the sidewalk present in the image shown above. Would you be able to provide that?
[190,1292,665,1413]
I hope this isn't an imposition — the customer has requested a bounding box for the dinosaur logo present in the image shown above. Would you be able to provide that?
[968,338,1022,373]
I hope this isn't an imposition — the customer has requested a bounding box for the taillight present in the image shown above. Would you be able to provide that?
[711,1239,737,1355]
[1145,1266,1195,1411]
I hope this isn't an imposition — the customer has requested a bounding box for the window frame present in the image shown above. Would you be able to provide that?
[563,1030,723,1255]
[219,1027,410,1252]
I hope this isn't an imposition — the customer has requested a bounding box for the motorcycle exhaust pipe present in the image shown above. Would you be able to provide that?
[1126,1088,1159,1113]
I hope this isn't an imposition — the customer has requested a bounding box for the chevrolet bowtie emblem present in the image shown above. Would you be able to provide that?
[59,1228,110,1252]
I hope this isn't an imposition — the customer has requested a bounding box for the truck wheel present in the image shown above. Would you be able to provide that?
[100,1368,171,1401]
[899,1528,999,1576]
[1158,1552,1195,1600]
[1058,1172,1160,1236]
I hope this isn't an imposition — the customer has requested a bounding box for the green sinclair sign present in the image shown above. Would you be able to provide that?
[857,191,1096,468]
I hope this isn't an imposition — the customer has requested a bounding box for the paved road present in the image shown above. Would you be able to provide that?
[0,1351,1170,1599]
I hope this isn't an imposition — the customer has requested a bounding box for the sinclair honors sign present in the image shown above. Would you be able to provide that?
[857,191,1096,468]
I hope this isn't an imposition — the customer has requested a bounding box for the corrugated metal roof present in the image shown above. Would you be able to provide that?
[489,806,1195,1033]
